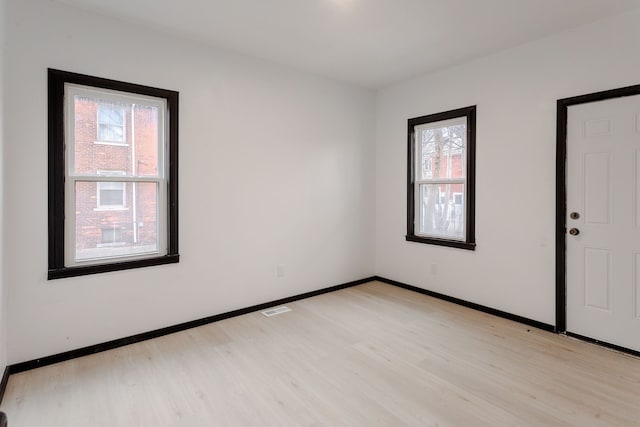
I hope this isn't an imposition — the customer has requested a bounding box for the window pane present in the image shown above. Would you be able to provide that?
[97,103,125,142]
[101,227,123,244]
[75,181,160,261]
[419,120,466,180]
[97,181,126,208]
[98,104,124,126]
[418,183,465,240]
[98,123,124,142]
[100,189,124,206]
[73,95,161,177]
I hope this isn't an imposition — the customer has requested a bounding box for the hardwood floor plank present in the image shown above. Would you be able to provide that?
[2,281,639,426]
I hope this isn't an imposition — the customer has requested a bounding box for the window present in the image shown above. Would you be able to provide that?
[97,103,125,143]
[406,106,476,250]
[48,69,179,279]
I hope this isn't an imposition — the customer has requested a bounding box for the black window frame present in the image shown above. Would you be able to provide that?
[406,105,476,250]
[48,69,179,279]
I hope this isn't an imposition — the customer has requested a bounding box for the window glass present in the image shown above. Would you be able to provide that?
[97,102,125,142]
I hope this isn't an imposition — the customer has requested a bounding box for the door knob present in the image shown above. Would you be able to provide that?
[569,228,580,236]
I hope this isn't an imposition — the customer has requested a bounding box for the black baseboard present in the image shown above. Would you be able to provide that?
[565,332,640,359]
[2,274,637,408]
[7,276,376,377]
[4,274,555,380]
[0,366,9,406]
[374,276,556,332]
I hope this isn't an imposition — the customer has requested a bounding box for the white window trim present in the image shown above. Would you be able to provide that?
[414,117,468,241]
[64,84,168,267]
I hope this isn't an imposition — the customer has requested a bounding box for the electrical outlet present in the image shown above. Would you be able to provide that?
[277,264,285,278]
[430,263,437,275]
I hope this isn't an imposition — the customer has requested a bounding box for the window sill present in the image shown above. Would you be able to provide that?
[405,235,476,250]
[48,254,179,279]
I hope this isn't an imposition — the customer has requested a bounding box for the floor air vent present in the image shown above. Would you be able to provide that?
[261,306,292,317]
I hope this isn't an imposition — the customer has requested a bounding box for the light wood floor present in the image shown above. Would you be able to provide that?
[2,281,640,426]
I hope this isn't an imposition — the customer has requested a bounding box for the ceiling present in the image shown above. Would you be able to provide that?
[55,0,640,89]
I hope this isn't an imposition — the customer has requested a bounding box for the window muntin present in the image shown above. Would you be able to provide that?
[48,69,179,279]
[407,106,475,250]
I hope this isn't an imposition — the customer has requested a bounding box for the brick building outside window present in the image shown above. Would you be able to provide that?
[73,96,160,260]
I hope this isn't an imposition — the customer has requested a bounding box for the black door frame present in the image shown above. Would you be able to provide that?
[556,84,640,356]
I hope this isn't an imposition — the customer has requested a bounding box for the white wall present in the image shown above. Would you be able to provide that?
[5,0,375,363]
[0,0,6,372]
[375,9,640,324]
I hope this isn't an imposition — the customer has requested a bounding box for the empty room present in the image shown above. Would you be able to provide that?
[1,0,640,425]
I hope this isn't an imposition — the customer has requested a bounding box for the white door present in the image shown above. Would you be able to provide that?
[566,94,640,352]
